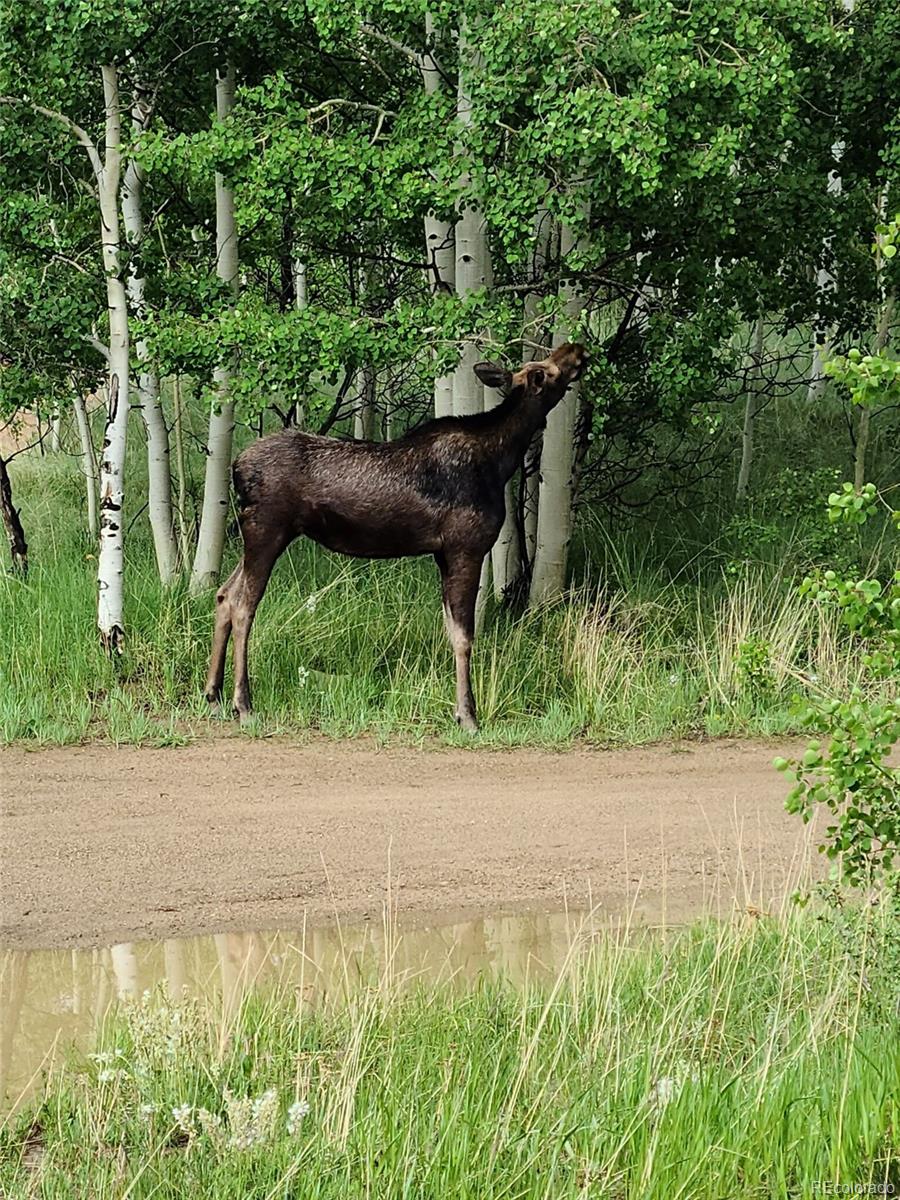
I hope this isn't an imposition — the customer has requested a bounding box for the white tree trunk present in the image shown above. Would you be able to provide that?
[736,314,765,502]
[807,1,852,402]
[50,413,62,452]
[452,19,493,626]
[423,12,455,418]
[353,367,377,440]
[122,95,178,583]
[497,210,554,595]
[290,256,307,428]
[191,64,240,593]
[73,389,99,537]
[855,291,894,489]
[96,64,130,652]
[523,440,541,569]
[488,377,520,602]
[529,221,585,606]
[427,213,455,418]
[293,256,307,309]
[171,376,192,566]
[451,20,491,420]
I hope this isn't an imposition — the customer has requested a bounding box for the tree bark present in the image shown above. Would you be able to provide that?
[292,256,308,428]
[191,63,239,593]
[0,454,27,575]
[502,210,555,595]
[736,314,765,502]
[122,94,178,583]
[96,63,130,653]
[171,376,192,566]
[453,19,493,627]
[422,11,455,418]
[853,404,870,493]
[354,367,378,440]
[807,70,850,403]
[73,388,99,537]
[529,221,585,606]
[452,20,490,419]
[855,291,894,490]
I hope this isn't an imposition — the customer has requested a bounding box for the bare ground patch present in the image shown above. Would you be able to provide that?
[0,737,819,949]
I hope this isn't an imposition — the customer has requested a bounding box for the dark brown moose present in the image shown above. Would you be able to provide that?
[205,341,588,731]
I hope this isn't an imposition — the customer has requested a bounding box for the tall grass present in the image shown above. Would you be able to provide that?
[2,904,898,1197]
[0,453,868,746]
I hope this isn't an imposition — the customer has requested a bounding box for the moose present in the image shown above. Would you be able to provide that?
[205,341,588,731]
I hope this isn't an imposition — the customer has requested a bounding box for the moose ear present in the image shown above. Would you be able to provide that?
[525,366,545,390]
[473,361,512,391]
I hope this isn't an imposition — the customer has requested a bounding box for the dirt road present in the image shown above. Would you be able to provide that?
[0,738,820,950]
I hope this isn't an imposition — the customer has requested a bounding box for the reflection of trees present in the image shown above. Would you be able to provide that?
[0,952,29,1105]
[110,942,139,998]
[214,932,267,1035]
[5,913,592,1111]
[164,939,187,996]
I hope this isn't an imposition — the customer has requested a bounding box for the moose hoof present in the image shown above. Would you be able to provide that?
[455,712,479,734]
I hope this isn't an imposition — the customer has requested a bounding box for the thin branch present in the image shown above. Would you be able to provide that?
[0,96,103,179]
[306,98,397,123]
[360,21,453,83]
[84,333,110,362]
[316,370,356,435]
[361,22,422,63]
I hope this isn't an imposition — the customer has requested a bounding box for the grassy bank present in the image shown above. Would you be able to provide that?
[2,905,899,1197]
[0,450,874,747]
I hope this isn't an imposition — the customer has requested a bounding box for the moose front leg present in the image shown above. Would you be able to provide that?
[205,562,242,712]
[437,551,483,732]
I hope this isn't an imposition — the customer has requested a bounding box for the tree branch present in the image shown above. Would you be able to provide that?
[306,98,397,123]
[361,21,452,87]
[0,95,103,179]
[84,332,110,362]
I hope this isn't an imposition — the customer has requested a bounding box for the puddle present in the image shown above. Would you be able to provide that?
[0,903,696,1112]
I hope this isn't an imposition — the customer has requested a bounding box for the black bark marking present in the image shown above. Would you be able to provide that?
[0,454,28,576]
[107,375,119,423]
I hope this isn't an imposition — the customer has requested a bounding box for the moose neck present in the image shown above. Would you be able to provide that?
[486,391,555,482]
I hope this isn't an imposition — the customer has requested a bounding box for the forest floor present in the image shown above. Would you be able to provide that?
[0,736,823,950]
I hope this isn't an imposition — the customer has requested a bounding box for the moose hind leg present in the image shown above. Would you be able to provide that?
[439,553,483,732]
[205,563,242,710]
[231,524,288,722]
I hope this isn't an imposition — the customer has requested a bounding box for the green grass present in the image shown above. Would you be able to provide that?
[0,447,875,747]
[2,904,899,1197]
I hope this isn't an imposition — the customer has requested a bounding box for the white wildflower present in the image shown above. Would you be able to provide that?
[297,666,310,687]
[196,1108,225,1149]
[304,593,318,613]
[172,1103,194,1133]
[222,1086,279,1151]
[286,1099,310,1135]
[668,674,679,686]
[647,1063,699,1113]
[97,1068,126,1083]
[89,1051,115,1066]
[139,1104,156,1120]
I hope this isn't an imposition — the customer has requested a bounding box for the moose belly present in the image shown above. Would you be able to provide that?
[301,500,439,559]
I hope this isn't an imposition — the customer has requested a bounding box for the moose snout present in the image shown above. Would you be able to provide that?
[568,343,589,380]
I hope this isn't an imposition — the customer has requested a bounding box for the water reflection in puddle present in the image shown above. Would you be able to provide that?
[2,905,687,1111]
